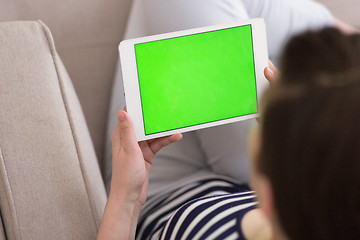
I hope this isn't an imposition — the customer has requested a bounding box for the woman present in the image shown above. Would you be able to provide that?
[98,28,360,239]
[105,0,359,196]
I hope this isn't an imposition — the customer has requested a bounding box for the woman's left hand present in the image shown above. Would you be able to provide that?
[98,110,182,240]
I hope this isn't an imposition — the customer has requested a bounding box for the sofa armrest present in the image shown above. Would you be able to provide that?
[0,21,106,239]
[0,212,5,240]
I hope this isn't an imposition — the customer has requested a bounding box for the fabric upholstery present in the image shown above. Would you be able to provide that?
[0,0,133,167]
[0,213,5,240]
[317,0,360,27]
[0,21,106,239]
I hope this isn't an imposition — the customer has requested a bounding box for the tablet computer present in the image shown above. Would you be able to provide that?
[119,18,269,141]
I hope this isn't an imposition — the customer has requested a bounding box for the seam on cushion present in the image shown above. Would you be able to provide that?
[0,210,7,239]
[0,147,22,240]
[37,20,99,230]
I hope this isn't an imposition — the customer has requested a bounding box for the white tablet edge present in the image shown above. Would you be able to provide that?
[119,18,269,141]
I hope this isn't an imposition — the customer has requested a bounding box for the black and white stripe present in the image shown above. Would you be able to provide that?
[136,177,256,240]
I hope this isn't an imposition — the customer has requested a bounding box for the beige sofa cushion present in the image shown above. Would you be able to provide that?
[0,21,106,239]
[0,213,5,240]
[0,0,133,167]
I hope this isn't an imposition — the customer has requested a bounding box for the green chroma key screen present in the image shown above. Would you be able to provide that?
[135,24,258,135]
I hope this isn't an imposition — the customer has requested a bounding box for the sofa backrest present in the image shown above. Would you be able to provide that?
[317,0,360,27]
[0,0,133,167]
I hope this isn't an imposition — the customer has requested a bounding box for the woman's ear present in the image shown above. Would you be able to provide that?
[256,176,275,220]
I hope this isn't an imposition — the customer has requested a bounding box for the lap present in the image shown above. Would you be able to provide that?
[137,177,255,240]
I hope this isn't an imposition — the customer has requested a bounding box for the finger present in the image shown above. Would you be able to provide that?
[117,110,139,154]
[111,121,121,156]
[149,133,182,154]
[147,139,157,144]
[123,106,127,112]
[269,60,278,74]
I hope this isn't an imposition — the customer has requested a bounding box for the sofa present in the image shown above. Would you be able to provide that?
[0,0,131,239]
[0,0,358,239]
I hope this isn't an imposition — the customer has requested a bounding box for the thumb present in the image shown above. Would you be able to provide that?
[117,110,139,153]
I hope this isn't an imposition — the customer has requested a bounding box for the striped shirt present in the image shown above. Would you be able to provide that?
[136,177,257,240]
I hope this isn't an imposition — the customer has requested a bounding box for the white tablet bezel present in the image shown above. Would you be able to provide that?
[119,18,269,141]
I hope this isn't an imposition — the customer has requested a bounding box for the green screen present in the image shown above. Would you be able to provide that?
[135,25,257,135]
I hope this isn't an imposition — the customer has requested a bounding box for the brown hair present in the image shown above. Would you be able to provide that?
[258,28,360,239]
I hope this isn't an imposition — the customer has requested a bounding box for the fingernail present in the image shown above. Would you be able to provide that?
[118,111,126,121]
[267,67,274,77]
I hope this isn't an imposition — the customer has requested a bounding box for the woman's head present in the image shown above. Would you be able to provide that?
[251,28,360,240]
